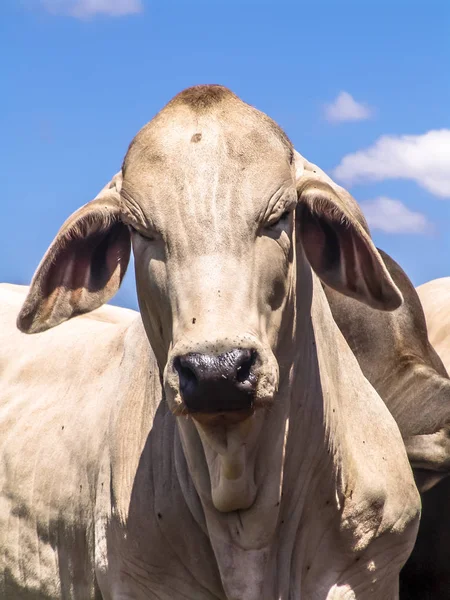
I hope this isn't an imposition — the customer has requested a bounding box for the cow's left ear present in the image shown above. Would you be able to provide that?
[17,172,131,334]
[296,176,403,312]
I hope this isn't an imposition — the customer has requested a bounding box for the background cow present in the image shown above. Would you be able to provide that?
[404,277,450,600]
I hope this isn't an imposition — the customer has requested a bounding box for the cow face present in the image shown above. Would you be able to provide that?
[122,87,297,430]
[17,85,402,511]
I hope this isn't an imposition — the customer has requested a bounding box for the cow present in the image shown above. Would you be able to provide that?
[0,85,420,599]
[417,278,450,370]
[401,277,450,600]
[324,245,450,600]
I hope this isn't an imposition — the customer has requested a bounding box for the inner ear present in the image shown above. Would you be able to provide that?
[43,221,129,300]
[18,201,131,334]
[297,194,403,311]
[300,210,342,278]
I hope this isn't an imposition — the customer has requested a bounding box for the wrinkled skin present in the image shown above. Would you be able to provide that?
[325,257,450,599]
[1,85,420,599]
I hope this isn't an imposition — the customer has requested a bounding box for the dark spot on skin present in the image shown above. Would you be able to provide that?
[11,504,30,519]
[191,133,202,143]
[355,556,360,562]
[192,318,196,324]
[325,500,330,506]
[275,501,280,507]
[281,520,285,524]
[159,323,163,337]
[167,85,294,159]
[157,512,162,520]
[80,485,82,492]
[306,565,311,571]
[61,425,64,430]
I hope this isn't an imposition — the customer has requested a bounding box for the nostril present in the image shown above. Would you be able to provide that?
[173,349,259,414]
[174,357,198,396]
[236,349,257,384]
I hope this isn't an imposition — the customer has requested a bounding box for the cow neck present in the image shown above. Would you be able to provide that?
[172,258,347,600]
[174,378,291,600]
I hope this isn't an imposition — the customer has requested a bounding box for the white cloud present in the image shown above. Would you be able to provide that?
[324,91,372,123]
[41,0,143,17]
[360,197,432,235]
[334,129,450,198]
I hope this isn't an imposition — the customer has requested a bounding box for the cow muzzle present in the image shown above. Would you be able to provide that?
[165,338,278,423]
[174,348,257,418]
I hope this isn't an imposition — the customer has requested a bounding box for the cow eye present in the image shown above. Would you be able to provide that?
[267,210,292,229]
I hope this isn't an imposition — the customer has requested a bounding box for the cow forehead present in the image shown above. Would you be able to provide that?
[121,93,295,236]
[125,85,293,165]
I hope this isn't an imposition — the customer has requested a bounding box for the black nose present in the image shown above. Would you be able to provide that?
[174,349,258,413]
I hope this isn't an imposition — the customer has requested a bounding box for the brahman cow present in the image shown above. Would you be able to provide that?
[324,250,450,599]
[0,85,420,599]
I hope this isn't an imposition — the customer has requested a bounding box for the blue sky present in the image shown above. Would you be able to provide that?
[1,0,449,310]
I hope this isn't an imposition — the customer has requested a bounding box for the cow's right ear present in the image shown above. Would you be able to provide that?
[17,172,131,334]
[293,151,403,311]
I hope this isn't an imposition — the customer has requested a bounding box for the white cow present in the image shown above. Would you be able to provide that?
[0,85,419,599]
[417,277,450,370]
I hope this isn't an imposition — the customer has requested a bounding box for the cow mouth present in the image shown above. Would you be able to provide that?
[189,406,254,426]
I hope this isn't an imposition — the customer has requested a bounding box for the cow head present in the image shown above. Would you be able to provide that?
[17,85,402,514]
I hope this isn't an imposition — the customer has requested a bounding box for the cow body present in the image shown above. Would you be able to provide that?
[0,86,420,599]
[1,283,418,599]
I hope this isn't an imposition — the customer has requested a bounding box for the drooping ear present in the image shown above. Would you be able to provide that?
[294,153,402,311]
[17,172,131,334]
